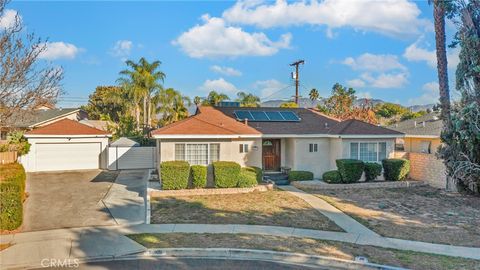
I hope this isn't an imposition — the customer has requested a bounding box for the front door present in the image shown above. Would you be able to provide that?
[262,139,281,171]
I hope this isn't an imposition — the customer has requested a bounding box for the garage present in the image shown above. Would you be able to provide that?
[21,119,111,172]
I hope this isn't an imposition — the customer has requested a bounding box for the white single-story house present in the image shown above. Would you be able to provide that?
[21,119,111,172]
[152,106,404,178]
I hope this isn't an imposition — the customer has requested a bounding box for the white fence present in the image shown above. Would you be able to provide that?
[108,146,156,170]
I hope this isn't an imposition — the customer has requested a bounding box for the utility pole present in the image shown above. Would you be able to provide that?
[290,60,304,105]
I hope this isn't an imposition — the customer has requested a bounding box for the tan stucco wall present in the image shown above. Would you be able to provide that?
[408,152,446,188]
[158,138,262,167]
[403,137,441,154]
[290,138,332,178]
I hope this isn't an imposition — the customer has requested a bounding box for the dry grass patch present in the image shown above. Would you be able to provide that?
[306,186,480,247]
[151,190,341,231]
[128,233,480,270]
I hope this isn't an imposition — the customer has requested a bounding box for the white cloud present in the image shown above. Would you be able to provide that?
[403,40,460,69]
[198,77,239,94]
[0,9,20,29]
[349,72,408,89]
[223,0,429,38]
[110,40,133,60]
[408,82,439,105]
[346,78,366,88]
[342,53,406,72]
[210,65,242,76]
[173,15,291,58]
[38,42,80,60]
[253,79,289,98]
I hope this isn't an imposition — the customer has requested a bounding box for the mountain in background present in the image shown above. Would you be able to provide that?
[260,97,434,112]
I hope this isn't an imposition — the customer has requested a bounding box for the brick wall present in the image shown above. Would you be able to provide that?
[408,152,446,188]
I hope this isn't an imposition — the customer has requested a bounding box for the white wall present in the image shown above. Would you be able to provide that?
[290,138,332,178]
[20,137,109,172]
[108,146,156,170]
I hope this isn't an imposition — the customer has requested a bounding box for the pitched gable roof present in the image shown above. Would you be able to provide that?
[25,119,110,136]
[151,106,261,137]
[328,119,403,135]
[7,108,82,128]
[388,112,442,137]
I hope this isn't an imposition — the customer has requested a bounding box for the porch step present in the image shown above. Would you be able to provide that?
[264,173,289,186]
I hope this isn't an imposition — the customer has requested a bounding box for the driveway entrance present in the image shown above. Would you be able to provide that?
[23,170,118,231]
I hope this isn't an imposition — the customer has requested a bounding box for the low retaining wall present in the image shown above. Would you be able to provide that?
[408,152,446,189]
[150,183,274,197]
[292,180,426,190]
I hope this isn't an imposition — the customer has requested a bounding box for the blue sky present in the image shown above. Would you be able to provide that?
[9,0,460,107]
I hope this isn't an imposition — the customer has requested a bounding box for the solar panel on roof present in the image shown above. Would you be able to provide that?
[250,111,269,121]
[265,111,284,121]
[279,111,300,121]
[234,110,254,120]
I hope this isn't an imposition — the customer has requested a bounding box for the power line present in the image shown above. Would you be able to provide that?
[290,59,304,105]
[260,84,294,101]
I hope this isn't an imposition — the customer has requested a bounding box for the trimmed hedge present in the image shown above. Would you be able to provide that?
[238,169,258,188]
[336,159,364,183]
[382,159,410,181]
[190,165,207,188]
[0,163,26,230]
[243,166,263,183]
[322,170,342,184]
[213,161,241,188]
[160,161,190,190]
[288,171,314,181]
[364,162,382,181]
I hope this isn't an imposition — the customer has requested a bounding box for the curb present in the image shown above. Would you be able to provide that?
[99,248,410,270]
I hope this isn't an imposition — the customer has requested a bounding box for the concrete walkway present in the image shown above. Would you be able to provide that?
[102,170,148,225]
[279,185,378,236]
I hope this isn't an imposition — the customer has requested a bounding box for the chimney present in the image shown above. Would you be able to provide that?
[324,122,329,129]
[244,118,248,125]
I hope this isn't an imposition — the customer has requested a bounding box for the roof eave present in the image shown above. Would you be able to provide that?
[28,109,82,128]
[25,134,111,138]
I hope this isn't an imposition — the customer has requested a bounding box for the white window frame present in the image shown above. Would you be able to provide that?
[175,143,220,165]
[239,143,249,153]
[349,142,387,162]
[309,143,318,153]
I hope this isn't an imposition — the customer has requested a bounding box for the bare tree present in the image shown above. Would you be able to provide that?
[0,0,63,126]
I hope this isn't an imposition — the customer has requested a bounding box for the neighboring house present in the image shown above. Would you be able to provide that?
[389,112,442,154]
[1,107,88,142]
[152,106,403,178]
[388,112,445,188]
[21,119,111,172]
[80,119,111,131]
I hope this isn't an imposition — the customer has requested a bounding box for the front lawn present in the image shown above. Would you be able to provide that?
[128,233,480,270]
[151,190,342,231]
[307,186,480,247]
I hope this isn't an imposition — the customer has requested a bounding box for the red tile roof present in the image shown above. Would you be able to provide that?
[25,119,110,136]
[151,106,261,136]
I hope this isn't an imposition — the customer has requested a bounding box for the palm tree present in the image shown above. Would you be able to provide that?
[155,88,191,126]
[118,58,165,129]
[194,96,202,107]
[236,92,260,107]
[432,0,454,191]
[202,91,229,106]
[309,88,319,101]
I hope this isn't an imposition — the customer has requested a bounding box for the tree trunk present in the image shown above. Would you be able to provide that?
[143,95,147,129]
[433,0,457,192]
[147,97,151,128]
[135,105,140,131]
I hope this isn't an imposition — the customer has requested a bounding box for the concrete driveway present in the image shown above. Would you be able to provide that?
[23,170,119,231]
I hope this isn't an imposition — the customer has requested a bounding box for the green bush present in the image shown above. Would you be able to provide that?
[213,161,241,188]
[160,161,190,190]
[238,169,258,188]
[190,165,207,188]
[0,163,26,230]
[336,159,364,183]
[243,166,263,183]
[322,170,342,184]
[364,162,383,181]
[288,171,314,181]
[382,159,410,181]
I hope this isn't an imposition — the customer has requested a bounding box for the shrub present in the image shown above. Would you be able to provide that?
[364,162,383,181]
[288,171,314,181]
[322,170,342,184]
[160,161,190,190]
[238,169,258,188]
[382,159,410,181]
[336,159,364,183]
[243,166,263,183]
[0,163,26,230]
[190,165,207,188]
[213,161,241,188]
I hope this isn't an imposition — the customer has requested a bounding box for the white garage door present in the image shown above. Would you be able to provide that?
[35,143,101,171]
